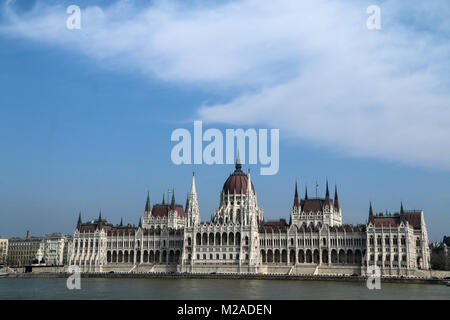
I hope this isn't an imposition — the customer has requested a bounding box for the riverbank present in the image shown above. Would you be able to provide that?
[2,272,447,285]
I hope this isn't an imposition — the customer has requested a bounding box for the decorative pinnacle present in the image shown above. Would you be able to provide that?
[235,148,242,171]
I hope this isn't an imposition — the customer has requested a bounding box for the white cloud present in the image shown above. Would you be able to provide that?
[2,0,450,169]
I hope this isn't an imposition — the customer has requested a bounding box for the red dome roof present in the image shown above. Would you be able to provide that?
[222,162,255,194]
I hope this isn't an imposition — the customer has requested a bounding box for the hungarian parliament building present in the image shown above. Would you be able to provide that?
[70,159,431,276]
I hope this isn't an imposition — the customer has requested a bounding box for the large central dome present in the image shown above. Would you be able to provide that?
[222,156,255,195]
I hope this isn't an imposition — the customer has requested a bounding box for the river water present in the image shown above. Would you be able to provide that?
[0,278,448,299]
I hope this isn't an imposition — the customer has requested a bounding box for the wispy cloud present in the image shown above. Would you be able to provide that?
[2,0,450,169]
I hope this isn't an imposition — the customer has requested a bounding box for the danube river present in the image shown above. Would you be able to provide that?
[0,278,449,299]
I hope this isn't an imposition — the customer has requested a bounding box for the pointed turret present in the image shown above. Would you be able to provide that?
[138,217,142,228]
[119,217,123,227]
[162,194,165,205]
[369,202,374,223]
[187,172,200,226]
[145,191,151,213]
[170,191,176,210]
[334,185,339,210]
[190,172,197,194]
[293,181,300,207]
[400,201,404,216]
[98,211,102,221]
[304,185,308,200]
[325,180,331,205]
[77,212,82,229]
[235,149,242,171]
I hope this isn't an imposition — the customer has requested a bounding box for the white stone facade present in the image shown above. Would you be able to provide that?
[0,238,8,266]
[36,233,71,266]
[69,163,431,276]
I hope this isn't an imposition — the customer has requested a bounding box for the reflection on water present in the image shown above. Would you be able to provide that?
[0,278,448,300]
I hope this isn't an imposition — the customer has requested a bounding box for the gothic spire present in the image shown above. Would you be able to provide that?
[120,217,123,227]
[400,201,404,216]
[334,185,339,209]
[304,185,308,200]
[162,194,165,205]
[190,172,197,195]
[187,173,200,226]
[246,169,252,194]
[369,202,374,222]
[170,191,176,210]
[325,179,330,204]
[77,212,82,227]
[235,148,242,171]
[293,181,300,207]
[145,191,151,212]
[98,210,102,221]
[138,217,142,228]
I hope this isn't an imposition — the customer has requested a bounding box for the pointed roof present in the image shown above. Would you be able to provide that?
[325,180,331,205]
[170,191,176,210]
[293,181,300,207]
[162,194,165,205]
[77,212,82,225]
[145,191,151,212]
[138,217,142,228]
[235,149,242,171]
[400,201,404,216]
[119,217,123,227]
[247,169,252,194]
[190,172,197,194]
[369,202,374,222]
[334,185,339,209]
[304,185,308,200]
[98,211,102,221]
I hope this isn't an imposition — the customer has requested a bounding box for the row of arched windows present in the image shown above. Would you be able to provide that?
[260,249,363,265]
[107,249,181,264]
[369,235,406,246]
[195,232,242,246]
[260,237,364,248]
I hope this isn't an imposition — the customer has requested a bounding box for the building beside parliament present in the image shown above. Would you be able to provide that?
[69,159,431,276]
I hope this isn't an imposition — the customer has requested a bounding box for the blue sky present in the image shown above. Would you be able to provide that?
[0,0,449,241]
